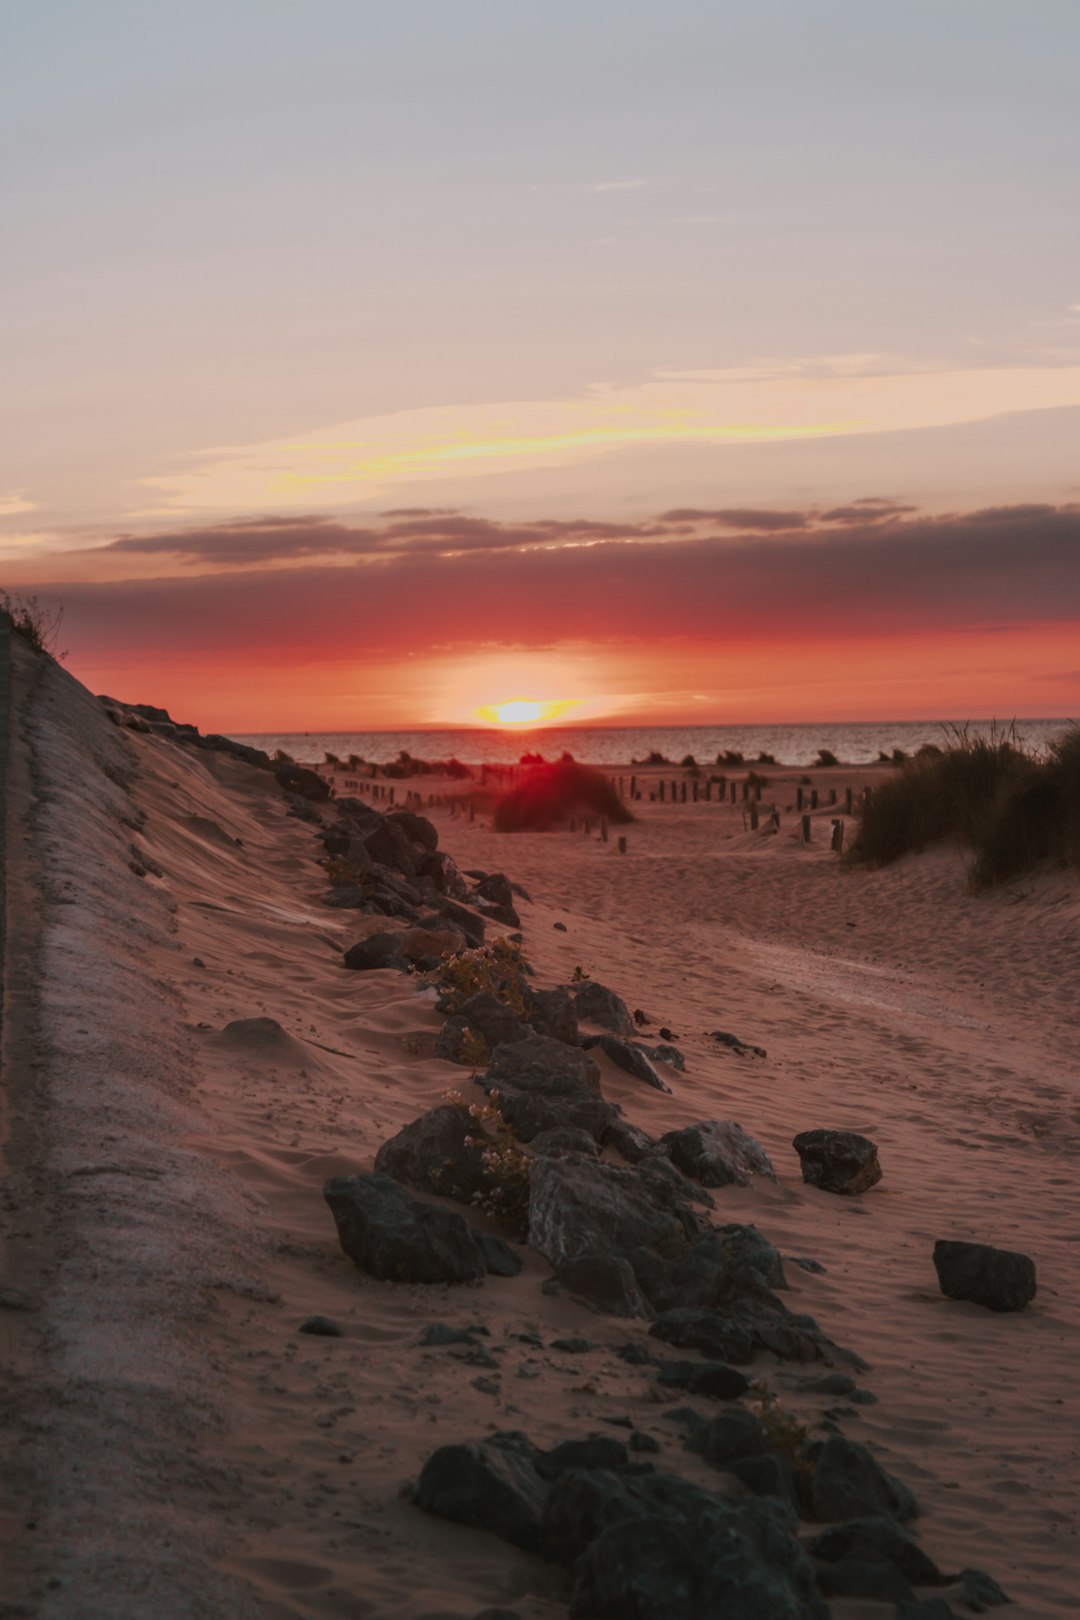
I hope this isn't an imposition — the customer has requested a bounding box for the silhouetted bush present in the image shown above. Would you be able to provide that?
[850,724,1080,888]
[2,592,66,660]
[816,748,839,767]
[493,760,633,832]
[719,749,744,765]
[756,752,776,765]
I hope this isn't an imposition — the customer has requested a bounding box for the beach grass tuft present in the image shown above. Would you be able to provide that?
[492,759,632,832]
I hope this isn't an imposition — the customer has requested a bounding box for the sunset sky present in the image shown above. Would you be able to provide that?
[3,1,1079,731]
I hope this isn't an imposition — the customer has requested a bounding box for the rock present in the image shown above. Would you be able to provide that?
[323,1173,487,1284]
[322,884,376,910]
[412,1436,547,1553]
[603,1119,661,1163]
[529,1127,601,1158]
[808,1517,944,1586]
[806,1434,918,1524]
[932,1240,1036,1312]
[650,1301,836,1366]
[629,1226,783,1315]
[573,980,634,1037]
[660,1120,775,1187]
[474,1229,524,1277]
[686,1408,772,1468]
[342,932,408,972]
[482,1032,616,1143]
[552,1336,594,1354]
[818,1559,916,1604]
[418,850,470,900]
[582,1034,672,1093]
[709,1029,767,1058]
[399,922,466,967]
[298,1315,342,1337]
[420,1323,479,1346]
[639,1041,686,1071]
[792,1129,882,1195]
[362,817,422,879]
[654,1360,751,1401]
[537,1435,633,1480]
[274,760,330,801]
[729,1453,800,1509]
[897,1602,956,1620]
[527,1154,704,1277]
[434,896,487,947]
[375,1104,490,1202]
[386,808,439,853]
[473,871,516,912]
[557,1254,652,1318]
[435,992,530,1062]
[955,1567,1010,1611]
[216,1016,293,1049]
[523,985,579,1045]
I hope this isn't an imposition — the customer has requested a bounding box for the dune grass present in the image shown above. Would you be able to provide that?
[493,759,633,832]
[850,724,1080,888]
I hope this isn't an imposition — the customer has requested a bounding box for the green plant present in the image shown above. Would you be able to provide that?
[751,1383,813,1484]
[434,937,531,1017]
[442,1087,531,1236]
[1,592,65,659]
[455,1026,491,1068]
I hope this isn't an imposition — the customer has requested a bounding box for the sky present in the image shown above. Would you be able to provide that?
[2,0,1079,731]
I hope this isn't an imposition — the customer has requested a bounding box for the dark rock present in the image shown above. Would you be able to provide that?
[818,1558,916,1604]
[730,1452,800,1509]
[323,1173,487,1284]
[482,1031,616,1143]
[686,1408,772,1468]
[660,1120,775,1187]
[802,1373,858,1397]
[529,1126,601,1158]
[274,760,330,801]
[718,1224,787,1290]
[217,1015,292,1048]
[582,1034,673,1093]
[955,1567,1010,1610]
[538,1436,633,1480]
[527,1154,703,1277]
[932,1240,1036,1313]
[554,921,567,931]
[630,1226,784,1316]
[420,1323,478,1346]
[557,1254,651,1318]
[475,1229,524,1277]
[603,1119,661,1163]
[897,1602,956,1620]
[374,1104,489,1202]
[650,1300,837,1366]
[334,795,382,827]
[487,1030,600,1094]
[792,1129,882,1196]
[630,1431,661,1454]
[322,884,375,910]
[473,871,515,911]
[386,808,439,853]
[418,849,470,900]
[552,1336,594,1354]
[342,932,408,972]
[284,791,323,823]
[362,817,422,879]
[808,1516,944,1586]
[709,1029,767,1058]
[298,1315,342,1337]
[435,896,488,947]
[655,1360,751,1401]
[573,980,634,1037]
[807,1434,918,1524]
[639,1041,686,1071]
[523,985,579,1045]
[435,993,529,1062]
[793,1256,827,1274]
[412,1438,547,1553]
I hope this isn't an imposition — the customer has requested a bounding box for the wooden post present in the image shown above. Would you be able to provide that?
[617,835,627,854]
[754,782,762,801]
[692,781,698,802]
[680,781,687,803]
[796,786,804,811]
[749,804,759,830]
[770,808,780,832]
[831,819,844,853]
[584,816,592,836]
[659,781,665,802]
[801,814,812,843]
[600,816,608,842]
[810,789,819,810]
[829,788,837,806]
[741,779,749,801]
[730,782,737,804]
[704,780,711,801]
[630,775,637,799]
[845,786,853,815]
[717,774,726,795]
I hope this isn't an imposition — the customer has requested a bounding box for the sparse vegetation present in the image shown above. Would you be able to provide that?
[1,592,66,659]
[321,853,369,887]
[751,1383,814,1485]
[434,937,531,1017]
[442,1088,531,1236]
[719,749,744,765]
[850,723,1080,888]
[815,748,839,767]
[756,752,777,765]
[492,759,632,832]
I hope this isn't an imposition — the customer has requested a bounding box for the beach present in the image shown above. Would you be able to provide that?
[2,640,1078,1619]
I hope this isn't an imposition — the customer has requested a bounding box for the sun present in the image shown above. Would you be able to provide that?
[475,696,577,727]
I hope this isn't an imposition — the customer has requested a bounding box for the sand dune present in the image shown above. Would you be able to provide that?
[2,645,1077,1618]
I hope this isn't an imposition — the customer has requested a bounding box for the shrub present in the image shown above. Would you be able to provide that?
[816,748,839,767]
[493,760,633,832]
[850,723,1080,887]
[1,592,66,659]
[442,1088,531,1236]
[720,749,744,765]
[751,1384,814,1485]
[756,752,776,765]
[434,937,531,1017]
[322,854,369,887]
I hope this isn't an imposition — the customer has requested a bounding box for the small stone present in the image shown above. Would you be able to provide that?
[792,1129,882,1196]
[629,1430,661,1454]
[298,1315,343,1337]
[420,1323,476,1347]
[933,1241,1036,1313]
[956,1566,1011,1611]
[472,1376,501,1396]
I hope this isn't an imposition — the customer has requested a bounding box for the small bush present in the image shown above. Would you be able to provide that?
[816,748,839,767]
[756,752,776,765]
[434,937,531,1017]
[493,760,632,832]
[455,1027,491,1069]
[442,1088,531,1236]
[322,854,369,887]
[2,592,66,659]
[720,749,744,765]
[751,1384,813,1485]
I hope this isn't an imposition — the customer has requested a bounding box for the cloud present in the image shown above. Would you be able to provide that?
[0,493,37,519]
[28,503,1080,668]
[658,508,809,530]
[820,502,918,523]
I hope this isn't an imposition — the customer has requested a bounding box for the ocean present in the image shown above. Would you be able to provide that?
[231,717,1074,769]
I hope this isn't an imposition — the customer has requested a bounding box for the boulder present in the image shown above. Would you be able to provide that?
[954,1567,1010,1610]
[573,980,634,1037]
[342,932,408,971]
[362,817,422,879]
[412,1437,547,1554]
[523,985,579,1045]
[418,850,470,899]
[529,1127,601,1158]
[472,871,516,912]
[323,1173,487,1284]
[400,922,467,968]
[792,1129,882,1196]
[638,1041,686,1072]
[602,1119,661,1163]
[557,1254,652,1318]
[481,1032,615,1143]
[434,895,488,947]
[808,1517,944,1586]
[527,1154,704,1277]
[806,1434,918,1524]
[583,1034,672,1093]
[685,1408,773,1469]
[435,992,530,1062]
[650,1300,837,1366]
[274,760,331,801]
[660,1120,775,1187]
[386,808,439,853]
[932,1240,1036,1312]
[374,1103,489,1202]
[818,1559,916,1604]
[654,1360,751,1401]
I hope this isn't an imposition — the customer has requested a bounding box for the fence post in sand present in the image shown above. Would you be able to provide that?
[716,774,725,796]
[749,804,759,830]
[845,786,853,814]
[801,814,812,843]
[681,781,687,803]
[810,789,819,810]
[630,775,637,798]
[692,781,698,802]
[796,786,804,811]
[770,808,780,832]
[618,835,627,854]
[730,782,737,804]
[704,780,711,801]
[831,819,844,853]
[754,782,762,801]
[469,800,475,822]
[600,816,608,842]
[741,779,749,801]
[584,816,592,836]
[658,781,665,802]
[829,788,837,806]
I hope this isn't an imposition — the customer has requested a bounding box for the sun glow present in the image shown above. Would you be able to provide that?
[476,697,577,727]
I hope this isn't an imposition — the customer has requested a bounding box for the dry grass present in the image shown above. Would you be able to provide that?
[492,759,633,832]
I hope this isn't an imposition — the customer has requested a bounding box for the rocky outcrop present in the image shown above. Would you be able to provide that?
[660,1119,775,1186]
[572,980,634,1037]
[373,1103,489,1202]
[792,1129,883,1195]
[582,1033,672,1092]
[323,1173,518,1284]
[480,1033,616,1142]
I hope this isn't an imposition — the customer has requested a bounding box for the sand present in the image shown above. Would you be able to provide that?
[2,645,1078,1619]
